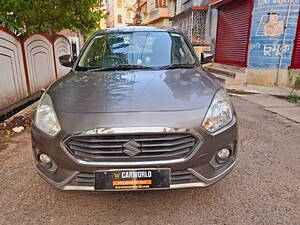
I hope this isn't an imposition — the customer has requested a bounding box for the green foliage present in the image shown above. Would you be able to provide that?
[289,75,300,102]
[295,75,300,90]
[288,74,300,105]
[0,0,104,36]
[288,93,300,104]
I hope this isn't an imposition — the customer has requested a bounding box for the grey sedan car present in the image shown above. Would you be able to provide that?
[31,27,237,191]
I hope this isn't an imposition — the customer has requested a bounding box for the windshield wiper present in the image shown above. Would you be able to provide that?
[87,64,154,72]
[160,64,196,70]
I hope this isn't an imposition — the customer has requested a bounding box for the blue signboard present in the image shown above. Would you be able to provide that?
[248,0,300,69]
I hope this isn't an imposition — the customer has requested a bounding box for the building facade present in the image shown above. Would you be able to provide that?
[210,0,300,86]
[135,0,176,27]
[106,0,136,28]
[171,0,209,45]
[170,0,211,57]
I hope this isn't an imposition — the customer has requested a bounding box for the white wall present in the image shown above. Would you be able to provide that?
[54,37,71,78]
[0,30,28,110]
[0,27,72,111]
[24,34,56,93]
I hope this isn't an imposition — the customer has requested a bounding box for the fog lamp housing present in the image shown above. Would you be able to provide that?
[215,148,232,164]
[37,153,53,170]
[217,149,230,159]
[39,153,52,164]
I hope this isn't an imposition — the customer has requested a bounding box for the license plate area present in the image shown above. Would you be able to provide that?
[95,168,170,190]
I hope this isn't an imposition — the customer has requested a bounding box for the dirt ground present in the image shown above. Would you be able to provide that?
[0,97,299,225]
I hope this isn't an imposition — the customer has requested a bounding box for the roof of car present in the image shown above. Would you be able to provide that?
[95,26,182,34]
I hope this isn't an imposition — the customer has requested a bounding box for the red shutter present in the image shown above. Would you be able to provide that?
[215,0,252,67]
[291,14,300,69]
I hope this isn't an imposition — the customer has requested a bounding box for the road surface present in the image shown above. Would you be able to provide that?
[0,97,299,225]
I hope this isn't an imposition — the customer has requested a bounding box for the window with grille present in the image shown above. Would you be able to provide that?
[192,10,207,45]
[172,10,207,45]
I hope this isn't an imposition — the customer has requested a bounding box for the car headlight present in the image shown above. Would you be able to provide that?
[202,89,233,133]
[35,94,61,136]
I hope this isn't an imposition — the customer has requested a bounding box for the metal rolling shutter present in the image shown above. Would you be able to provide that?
[215,0,252,67]
[291,15,300,69]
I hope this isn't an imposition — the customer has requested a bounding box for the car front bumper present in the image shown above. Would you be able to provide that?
[31,110,238,191]
[35,162,236,191]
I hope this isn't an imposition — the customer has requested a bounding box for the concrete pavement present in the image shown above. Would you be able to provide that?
[226,84,300,97]
[227,85,300,123]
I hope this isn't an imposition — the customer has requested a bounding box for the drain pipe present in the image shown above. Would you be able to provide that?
[276,0,292,86]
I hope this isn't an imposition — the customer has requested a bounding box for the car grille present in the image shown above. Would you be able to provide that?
[64,133,200,162]
[68,170,199,187]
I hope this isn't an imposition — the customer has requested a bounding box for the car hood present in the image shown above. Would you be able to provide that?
[48,68,220,113]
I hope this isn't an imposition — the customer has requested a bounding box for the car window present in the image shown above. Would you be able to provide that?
[78,33,130,68]
[77,31,197,70]
[170,33,196,65]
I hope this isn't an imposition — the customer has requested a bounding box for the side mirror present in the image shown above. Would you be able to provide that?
[201,51,214,64]
[59,55,75,67]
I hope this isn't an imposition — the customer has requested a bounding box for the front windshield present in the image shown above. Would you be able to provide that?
[76,31,197,70]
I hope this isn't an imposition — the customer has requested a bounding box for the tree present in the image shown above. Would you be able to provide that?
[0,0,104,37]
